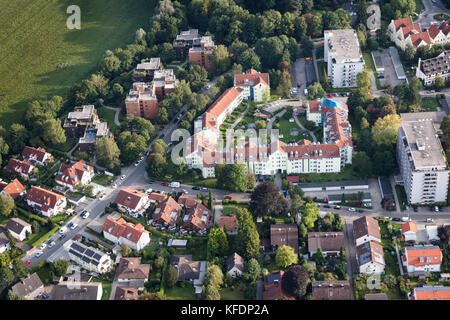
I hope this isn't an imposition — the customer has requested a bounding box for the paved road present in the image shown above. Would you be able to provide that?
[416,0,450,29]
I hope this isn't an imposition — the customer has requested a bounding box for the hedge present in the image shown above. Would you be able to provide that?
[16,206,48,223]
[29,226,59,248]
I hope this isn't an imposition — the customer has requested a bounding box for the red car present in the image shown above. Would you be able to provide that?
[25,260,31,266]
[327,93,334,98]
[224,195,232,200]
[161,182,169,186]
[297,82,301,87]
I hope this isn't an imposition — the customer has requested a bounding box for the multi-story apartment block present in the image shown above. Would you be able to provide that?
[186,98,352,178]
[173,29,200,57]
[389,18,450,50]
[189,36,216,72]
[397,113,450,204]
[153,69,179,100]
[133,58,161,82]
[324,29,365,88]
[234,69,270,102]
[416,50,450,86]
[63,105,113,153]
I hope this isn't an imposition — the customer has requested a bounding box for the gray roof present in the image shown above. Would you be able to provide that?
[297,180,368,189]
[364,293,388,300]
[0,231,9,247]
[226,252,244,272]
[11,273,44,298]
[50,282,102,300]
[327,192,371,202]
[6,218,31,235]
[68,241,106,266]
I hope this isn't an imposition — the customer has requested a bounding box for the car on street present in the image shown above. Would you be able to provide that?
[224,195,232,200]
[413,206,418,212]
[135,161,140,166]
[121,175,126,180]
[59,234,66,240]
[70,223,78,230]
[192,186,200,190]
[140,156,144,161]
[59,226,67,234]
[99,194,106,200]
[148,179,154,184]
[182,189,188,194]
[377,74,384,79]
[67,222,73,228]
[161,182,169,186]
[25,260,31,266]
[81,211,90,219]
[111,183,117,188]
[159,134,165,139]
[39,243,46,250]
[426,218,434,222]
[341,92,348,97]
[323,204,331,208]
[348,207,356,212]
[145,188,153,194]
[401,217,412,222]
[327,93,334,98]
[35,251,43,258]
[334,205,341,210]
[48,241,56,248]
[392,217,401,222]
[201,187,208,191]
[297,82,301,87]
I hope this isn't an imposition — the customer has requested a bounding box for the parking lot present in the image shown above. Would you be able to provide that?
[372,48,406,87]
[291,58,307,98]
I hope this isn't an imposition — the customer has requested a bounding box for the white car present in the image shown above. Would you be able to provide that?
[182,189,188,194]
[426,218,434,222]
[121,175,126,180]
[99,194,105,200]
[70,223,78,230]
[145,188,153,194]
[348,207,356,212]
[81,211,90,219]
[140,156,144,161]
[59,226,67,234]
[35,251,43,258]
[135,161,140,166]
[48,241,56,248]
[111,183,117,188]
[39,243,47,250]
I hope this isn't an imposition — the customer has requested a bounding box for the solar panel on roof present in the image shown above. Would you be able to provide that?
[93,253,102,261]
[82,256,91,264]
[71,242,86,254]
[69,249,83,259]
[85,249,95,257]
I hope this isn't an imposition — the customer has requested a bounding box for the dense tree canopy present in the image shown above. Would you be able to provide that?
[250,181,290,217]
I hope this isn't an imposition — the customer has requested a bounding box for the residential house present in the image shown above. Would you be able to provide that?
[170,254,206,283]
[402,245,443,274]
[0,230,9,255]
[270,224,299,254]
[177,195,198,209]
[67,241,112,274]
[102,217,150,251]
[63,105,113,154]
[0,178,26,200]
[5,158,35,178]
[226,253,244,278]
[26,186,67,217]
[426,225,440,242]
[401,222,418,243]
[114,287,139,300]
[173,29,200,57]
[22,146,52,166]
[353,216,381,246]
[234,69,270,102]
[167,239,187,249]
[263,271,294,300]
[114,188,150,215]
[6,218,31,241]
[182,203,211,233]
[55,160,94,190]
[356,241,385,275]
[365,293,388,300]
[148,192,167,203]
[411,286,450,300]
[307,232,345,257]
[428,21,450,46]
[11,273,44,300]
[133,57,161,82]
[116,257,150,291]
[219,214,237,235]
[388,17,431,50]
[153,196,182,227]
[50,282,102,300]
[312,281,352,300]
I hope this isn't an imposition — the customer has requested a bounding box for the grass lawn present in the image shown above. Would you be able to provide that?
[220,284,247,300]
[415,0,425,12]
[298,167,368,183]
[276,118,311,143]
[98,107,119,131]
[24,226,59,248]
[421,97,440,111]
[52,139,77,153]
[0,0,154,127]
[92,174,114,186]
[90,277,112,300]
[434,13,449,21]
[395,185,408,211]
[362,51,382,90]
[165,285,196,300]
[317,60,327,84]
[30,261,55,286]
[223,204,249,216]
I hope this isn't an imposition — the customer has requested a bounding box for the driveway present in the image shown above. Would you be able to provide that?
[343,217,358,299]
[291,58,307,98]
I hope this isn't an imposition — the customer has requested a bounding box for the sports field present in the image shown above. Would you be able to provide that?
[0,0,154,127]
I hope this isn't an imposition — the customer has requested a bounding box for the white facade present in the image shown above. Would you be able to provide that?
[227,266,243,278]
[26,197,67,218]
[103,230,150,251]
[8,225,32,242]
[416,51,450,86]
[324,29,365,88]
[403,230,417,243]
[397,116,450,205]
[359,260,385,275]
[355,234,381,247]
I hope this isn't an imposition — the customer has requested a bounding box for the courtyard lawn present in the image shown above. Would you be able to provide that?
[223,203,250,216]
[97,107,119,131]
[92,174,115,186]
[90,277,112,300]
[395,185,408,211]
[0,0,154,127]
[362,51,381,90]
[421,97,440,111]
[220,284,247,300]
[298,167,369,183]
[277,118,311,143]
[165,285,196,300]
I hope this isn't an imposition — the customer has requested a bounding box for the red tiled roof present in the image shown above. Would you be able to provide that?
[393,17,413,31]
[409,31,431,47]
[182,203,211,231]
[26,186,65,212]
[1,179,25,200]
[353,216,381,240]
[219,214,237,233]
[401,222,418,234]
[286,176,299,183]
[428,21,450,39]
[202,87,243,129]
[114,188,148,211]
[5,158,34,176]
[412,286,450,300]
[234,69,269,87]
[102,216,149,244]
[177,195,198,209]
[55,160,93,186]
[403,246,442,267]
[116,257,150,280]
[148,192,167,202]
[401,24,421,38]
[22,146,50,163]
[153,196,182,226]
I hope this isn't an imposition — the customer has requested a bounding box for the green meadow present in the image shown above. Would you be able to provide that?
[0,0,154,127]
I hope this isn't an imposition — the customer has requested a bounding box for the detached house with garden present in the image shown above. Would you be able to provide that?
[26,186,67,217]
[55,160,94,191]
[102,216,150,251]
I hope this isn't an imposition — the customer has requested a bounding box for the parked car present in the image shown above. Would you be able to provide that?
[334,205,341,210]
[70,223,78,230]
[413,206,418,212]
[323,204,331,208]
[35,251,43,258]
[99,194,106,200]
[348,207,356,212]
[39,243,47,250]
[120,175,126,180]
[182,189,188,194]
[224,195,232,200]
[192,186,200,190]
[135,161,140,166]
[161,182,169,186]
[377,74,384,79]
[159,134,165,139]
[145,188,153,194]
[81,211,90,219]
[392,217,401,222]
[59,234,66,240]
[48,241,56,248]
[434,206,439,212]
[59,226,67,234]
[111,183,117,188]
[426,218,434,222]
[201,187,208,191]
[297,82,301,87]
[401,217,411,222]
[25,260,31,266]
[327,93,334,98]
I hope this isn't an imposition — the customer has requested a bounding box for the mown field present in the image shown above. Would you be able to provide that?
[0,0,154,127]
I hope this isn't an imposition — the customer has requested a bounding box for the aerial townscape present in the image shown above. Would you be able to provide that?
[3,0,450,306]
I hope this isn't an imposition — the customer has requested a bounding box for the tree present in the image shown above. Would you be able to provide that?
[275,245,298,269]
[291,193,305,215]
[152,139,168,154]
[250,181,290,217]
[146,153,167,178]
[187,64,208,91]
[0,193,14,218]
[371,114,402,146]
[306,82,326,99]
[95,137,120,169]
[8,123,29,154]
[312,248,325,265]
[373,150,396,176]
[121,244,132,257]
[244,258,261,284]
[53,259,69,277]
[281,265,309,299]
[440,116,450,132]
[255,37,285,69]
[236,208,260,259]
[7,290,26,300]
[165,265,178,289]
[208,227,229,257]
[435,76,445,89]
[156,107,169,124]
[42,118,66,146]
[100,55,121,77]
[204,264,224,289]
[357,69,371,89]
[352,152,373,178]
[216,164,248,192]
[302,202,319,230]
[0,251,10,267]
[212,45,231,75]
[246,170,256,191]
[11,259,27,279]
[0,266,14,286]
[155,255,165,269]
[237,49,261,70]
[204,284,221,300]
[208,190,214,210]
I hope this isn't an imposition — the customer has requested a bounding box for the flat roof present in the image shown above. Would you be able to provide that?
[325,29,362,62]
[297,180,368,189]
[400,115,447,169]
[327,192,371,202]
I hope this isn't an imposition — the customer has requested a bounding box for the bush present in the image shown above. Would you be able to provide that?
[244,286,256,299]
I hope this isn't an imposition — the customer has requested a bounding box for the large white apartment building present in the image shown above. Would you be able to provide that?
[185,98,352,178]
[397,113,450,205]
[416,50,450,86]
[324,29,365,88]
